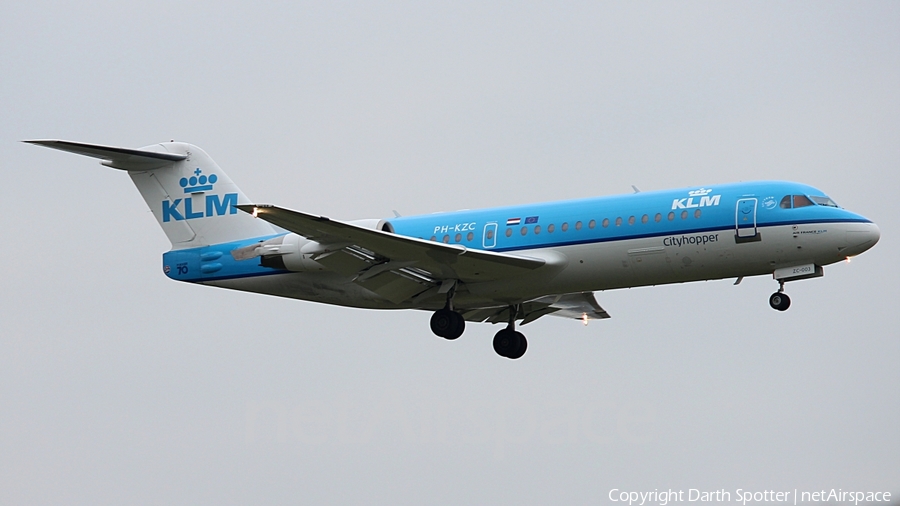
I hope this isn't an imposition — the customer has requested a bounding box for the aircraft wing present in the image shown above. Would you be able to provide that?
[239,204,547,303]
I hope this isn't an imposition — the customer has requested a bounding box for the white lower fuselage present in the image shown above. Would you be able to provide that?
[204,220,878,311]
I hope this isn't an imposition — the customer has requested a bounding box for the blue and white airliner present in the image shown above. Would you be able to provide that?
[28,140,880,359]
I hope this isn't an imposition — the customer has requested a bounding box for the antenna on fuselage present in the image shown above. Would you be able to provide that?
[631,185,641,193]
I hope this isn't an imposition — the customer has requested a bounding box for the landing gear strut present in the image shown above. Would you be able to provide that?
[493,305,527,359]
[769,280,791,311]
[430,284,465,340]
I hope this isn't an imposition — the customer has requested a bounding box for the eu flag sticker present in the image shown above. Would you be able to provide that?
[524,216,539,224]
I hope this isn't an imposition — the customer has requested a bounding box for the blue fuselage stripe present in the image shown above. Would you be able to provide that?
[162,180,873,283]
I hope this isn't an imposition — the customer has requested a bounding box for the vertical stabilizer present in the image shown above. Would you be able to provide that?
[26,140,278,248]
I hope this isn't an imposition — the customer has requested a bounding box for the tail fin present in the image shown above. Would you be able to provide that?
[26,140,277,248]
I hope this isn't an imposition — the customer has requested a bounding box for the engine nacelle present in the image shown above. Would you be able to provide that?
[232,218,393,272]
[346,218,394,233]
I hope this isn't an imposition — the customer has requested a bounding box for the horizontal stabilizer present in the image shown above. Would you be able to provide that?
[24,140,186,170]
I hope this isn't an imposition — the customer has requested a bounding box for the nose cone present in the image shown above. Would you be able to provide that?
[842,222,880,257]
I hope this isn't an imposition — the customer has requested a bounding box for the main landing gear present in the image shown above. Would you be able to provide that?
[430,307,465,340]
[493,306,527,360]
[769,280,791,311]
[429,302,528,359]
[430,285,465,340]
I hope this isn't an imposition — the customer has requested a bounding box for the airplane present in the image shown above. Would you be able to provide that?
[27,140,880,359]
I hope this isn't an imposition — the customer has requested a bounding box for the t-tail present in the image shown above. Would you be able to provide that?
[25,140,277,248]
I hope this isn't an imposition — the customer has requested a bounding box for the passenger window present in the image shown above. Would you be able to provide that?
[694,209,701,218]
[467,232,474,241]
[575,221,583,230]
[780,195,792,209]
[455,233,462,242]
[628,216,635,225]
[602,218,609,228]
[443,235,450,243]
[562,222,569,231]
[641,214,649,224]
[681,210,688,220]
[505,229,513,237]
[547,224,555,233]
[534,225,541,234]
[589,219,596,229]
[655,213,662,222]
[615,217,623,226]
[793,195,815,208]
[668,212,675,221]
[520,226,528,236]
[430,236,437,241]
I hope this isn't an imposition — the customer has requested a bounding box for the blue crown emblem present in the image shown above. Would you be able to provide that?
[179,168,218,193]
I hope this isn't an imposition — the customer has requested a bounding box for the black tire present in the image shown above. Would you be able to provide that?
[769,292,791,311]
[493,328,517,357]
[431,309,465,339]
[447,311,465,340]
[506,331,527,359]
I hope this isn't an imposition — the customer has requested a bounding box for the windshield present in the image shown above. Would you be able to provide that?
[810,196,839,207]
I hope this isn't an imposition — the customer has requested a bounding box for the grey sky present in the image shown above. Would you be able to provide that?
[1,2,898,505]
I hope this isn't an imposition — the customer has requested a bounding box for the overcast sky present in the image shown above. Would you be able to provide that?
[1,2,898,505]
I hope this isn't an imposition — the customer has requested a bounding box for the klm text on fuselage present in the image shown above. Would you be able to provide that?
[162,193,238,222]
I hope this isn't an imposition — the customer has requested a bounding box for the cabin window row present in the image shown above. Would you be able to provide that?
[501,209,703,237]
[428,209,703,243]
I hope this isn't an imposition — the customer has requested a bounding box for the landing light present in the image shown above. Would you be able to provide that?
[845,256,852,263]
[582,313,589,326]
[252,207,259,218]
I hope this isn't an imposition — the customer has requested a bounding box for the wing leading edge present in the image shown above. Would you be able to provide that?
[239,204,545,281]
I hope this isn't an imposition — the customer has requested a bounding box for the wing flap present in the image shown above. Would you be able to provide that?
[464,292,611,326]
[540,292,611,321]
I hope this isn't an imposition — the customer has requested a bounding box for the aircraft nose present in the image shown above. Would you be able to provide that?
[869,222,881,246]
[842,222,880,257]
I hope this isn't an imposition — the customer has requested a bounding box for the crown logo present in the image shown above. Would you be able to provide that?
[179,168,218,193]
[688,188,713,197]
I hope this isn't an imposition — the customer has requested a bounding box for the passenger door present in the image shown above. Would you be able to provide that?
[735,198,759,241]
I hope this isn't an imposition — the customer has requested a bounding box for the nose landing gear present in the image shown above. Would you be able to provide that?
[769,280,791,311]
[493,305,527,359]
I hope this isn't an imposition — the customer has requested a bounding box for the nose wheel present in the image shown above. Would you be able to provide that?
[769,292,791,311]
[769,280,791,311]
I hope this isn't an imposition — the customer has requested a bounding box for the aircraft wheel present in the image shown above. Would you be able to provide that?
[493,329,527,359]
[431,309,465,339]
[769,292,791,311]
[507,332,527,359]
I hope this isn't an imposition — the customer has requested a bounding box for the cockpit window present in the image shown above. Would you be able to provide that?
[793,195,815,208]
[810,196,839,207]
[779,195,792,209]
